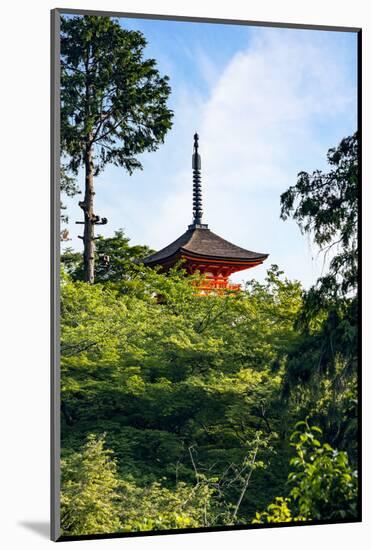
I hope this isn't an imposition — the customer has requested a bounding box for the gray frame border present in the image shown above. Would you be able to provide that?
[51,8,61,542]
[53,7,360,32]
[51,7,362,542]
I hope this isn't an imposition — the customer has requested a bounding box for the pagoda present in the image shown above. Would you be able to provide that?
[142,133,268,292]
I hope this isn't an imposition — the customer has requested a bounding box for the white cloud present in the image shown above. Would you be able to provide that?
[148,28,356,287]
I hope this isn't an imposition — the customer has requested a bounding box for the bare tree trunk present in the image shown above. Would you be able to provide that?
[82,44,95,284]
[231,444,259,524]
[83,144,95,283]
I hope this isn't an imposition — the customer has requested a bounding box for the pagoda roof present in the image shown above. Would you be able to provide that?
[141,133,268,270]
[142,226,268,266]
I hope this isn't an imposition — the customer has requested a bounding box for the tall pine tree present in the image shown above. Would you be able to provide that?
[61,15,173,282]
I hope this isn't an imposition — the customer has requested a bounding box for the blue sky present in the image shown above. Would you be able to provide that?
[62,16,357,287]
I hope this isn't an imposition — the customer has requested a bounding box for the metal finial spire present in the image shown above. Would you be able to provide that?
[189,132,207,229]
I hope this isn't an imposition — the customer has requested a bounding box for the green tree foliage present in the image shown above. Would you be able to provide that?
[61,230,153,283]
[253,421,358,523]
[288,422,358,520]
[280,132,358,299]
[280,134,358,461]
[60,258,358,534]
[253,497,299,524]
[60,263,304,534]
[61,434,121,535]
[61,432,216,535]
[61,15,173,282]
[118,479,215,531]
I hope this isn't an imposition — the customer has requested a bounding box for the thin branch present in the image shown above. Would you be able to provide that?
[188,445,200,483]
[231,442,259,523]
[61,60,86,75]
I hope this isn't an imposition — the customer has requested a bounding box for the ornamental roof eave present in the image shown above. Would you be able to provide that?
[141,227,269,267]
[179,247,269,263]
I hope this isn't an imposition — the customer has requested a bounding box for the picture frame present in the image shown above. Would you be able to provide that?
[51,8,361,542]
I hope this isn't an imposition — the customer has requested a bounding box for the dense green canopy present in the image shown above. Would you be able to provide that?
[60,134,359,536]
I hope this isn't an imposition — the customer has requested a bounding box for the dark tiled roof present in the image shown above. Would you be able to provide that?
[142,227,268,265]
